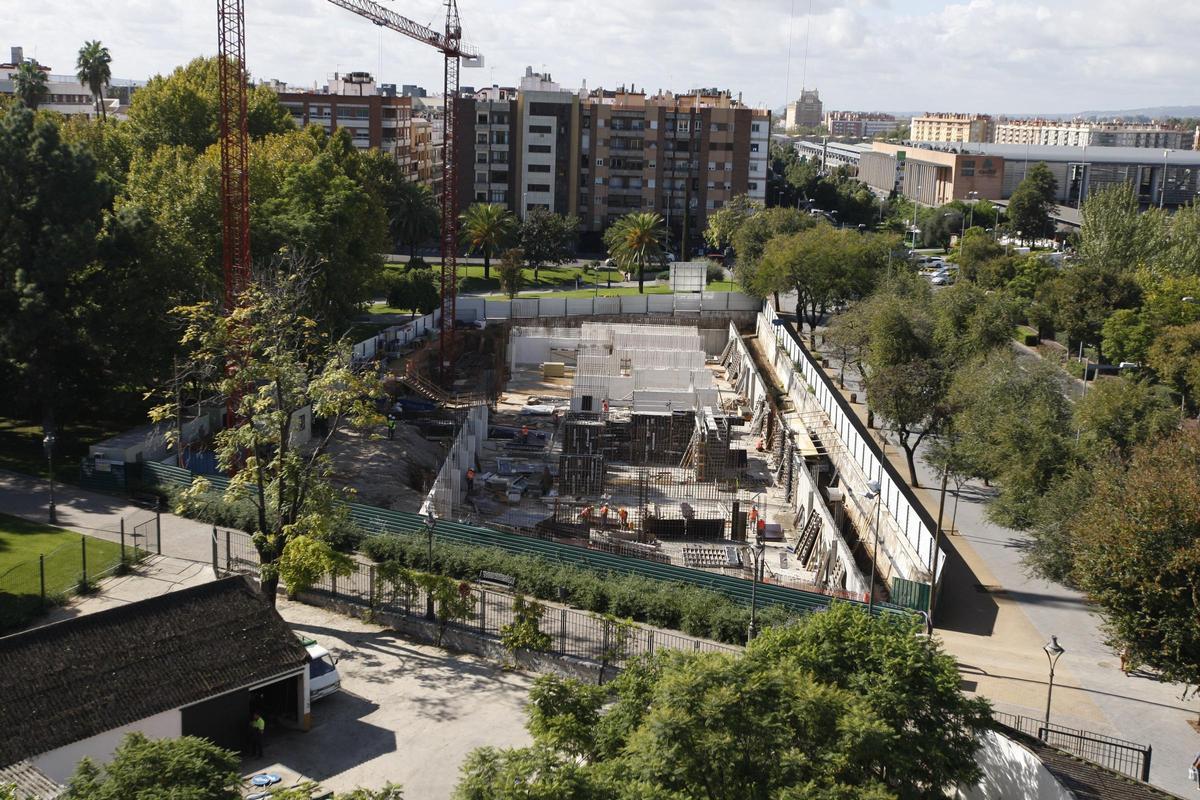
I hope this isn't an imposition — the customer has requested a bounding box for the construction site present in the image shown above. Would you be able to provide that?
[369,316,883,602]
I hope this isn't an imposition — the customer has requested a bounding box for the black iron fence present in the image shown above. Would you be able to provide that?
[992,711,1152,783]
[210,526,740,668]
[0,510,160,631]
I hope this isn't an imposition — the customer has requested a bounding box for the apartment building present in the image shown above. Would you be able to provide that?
[993,119,1192,149]
[785,89,822,130]
[823,111,897,138]
[910,112,993,143]
[1,46,136,118]
[469,86,518,207]
[274,72,424,185]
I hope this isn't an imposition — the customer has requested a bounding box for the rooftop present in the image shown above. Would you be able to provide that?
[0,576,308,767]
[905,141,1200,164]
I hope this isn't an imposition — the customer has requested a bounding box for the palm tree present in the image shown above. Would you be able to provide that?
[604,211,667,294]
[388,181,440,260]
[75,41,112,121]
[460,203,516,280]
[12,61,48,110]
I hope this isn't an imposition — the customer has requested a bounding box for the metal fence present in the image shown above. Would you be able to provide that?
[992,711,1152,783]
[0,509,161,631]
[209,526,739,667]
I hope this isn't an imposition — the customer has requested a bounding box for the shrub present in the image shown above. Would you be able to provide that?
[705,262,725,284]
[360,532,800,645]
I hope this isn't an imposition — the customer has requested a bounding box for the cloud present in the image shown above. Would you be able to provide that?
[2,0,1195,115]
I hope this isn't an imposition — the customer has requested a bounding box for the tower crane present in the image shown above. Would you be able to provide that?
[217,0,252,312]
[326,0,483,379]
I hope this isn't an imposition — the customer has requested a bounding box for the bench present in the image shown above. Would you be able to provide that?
[131,492,162,510]
[478,571,516,590]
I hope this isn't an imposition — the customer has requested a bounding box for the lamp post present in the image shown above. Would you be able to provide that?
[862,478,882,615]
[746,528,766,640]
[1043,635,1066,727]
[42,429,57,524]
[424,510,437,619]
[1160,149,1170,210]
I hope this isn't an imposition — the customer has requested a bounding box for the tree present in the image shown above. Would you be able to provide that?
[1045,260,1142,352]
[497,247,524,299]
[1073,376,1180,463]
[1068,430,1200,689]
[948,351,1075,529]
[955,228,1003,281]
[1147,322,1200,415]
[1077,183,1162,272]
[866,360,943,485]
[75,41,112,121]
[12,61,48,110]
[158,262,381,605]
[500,594,552,658]
[1023,467,1093,586]
[389,180,440,258]
[386,268,440,315]
[1005,162,1058,245]
[124,56,292,155]
[520,208,579,283]
[460,203,517,280]
[0,106,113,431]
[603,211,666,294]
[63,732,240,800]
[455,604,988,800]
[922,207,962,252]
[279,534,354,598]
[931,282,1017,370]
[704,193,758,250]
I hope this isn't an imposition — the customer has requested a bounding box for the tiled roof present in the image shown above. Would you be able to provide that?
[0,761,63,799]
[0,576,308,767]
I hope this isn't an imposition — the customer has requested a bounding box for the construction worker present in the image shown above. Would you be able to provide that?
[520,424,530,444]
[748,505,759,527]
[579,505,593,523]
[599,504,610,527]
[465,467,476,498]
[386,414,396,440]
[756,516,767,539]
[248,711,265,757]
[618,508,628,528]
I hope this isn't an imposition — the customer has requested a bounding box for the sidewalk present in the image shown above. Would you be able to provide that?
[798,339,1200,795]
[0,469,219,566]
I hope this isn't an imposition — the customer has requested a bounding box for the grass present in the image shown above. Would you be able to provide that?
[517,285,675,299]
[384,263,626,293]
[0,513,124,628]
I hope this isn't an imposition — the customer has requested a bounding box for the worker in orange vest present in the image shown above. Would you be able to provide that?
[748,505,758,526]
[599,504,610,527]
[618,508,628,528]
[579,505,593,522]
[465,467,476,497]
[756,516,767,538]
[520,425,530,444]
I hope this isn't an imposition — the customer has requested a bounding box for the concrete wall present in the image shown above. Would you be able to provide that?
[33,707,182,782]
[757,305,941,587]
[956,730,1075,800]
[457,292,760,323]
[425,405,489,520]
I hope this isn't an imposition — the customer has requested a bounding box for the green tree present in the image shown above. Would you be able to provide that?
[1045,260,1142,352]
[1147,322,1200,415]
[460,203,517,280]
[956,227,1004,281]
[1023,467,1093,585]
[124,56,292,155]
[0,106,113,430]
[498,247,525,299]
[157,263,381,604]
[75,41,112,121]
[387,268,440,315]
[866,359,943,486]
[520,208,579,283]
[948,351,1075,528]
[456,604,988,800]
[1077,183,1162,272]
[1073,376,1180,463]
[63,732,240,800]
[704,193,758,250]
[500,594,552,657]
[603,211,667,294]
[278,534,354,598]
[1005,162,1058,245]
[1069,430,1200,689]
[389,180,440,259]
[931,282,1018,370]
[12,61,48,110]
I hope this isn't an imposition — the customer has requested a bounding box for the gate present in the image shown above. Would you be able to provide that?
[890,576,931,611]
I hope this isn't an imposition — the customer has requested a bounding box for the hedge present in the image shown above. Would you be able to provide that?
[361,533,796,645]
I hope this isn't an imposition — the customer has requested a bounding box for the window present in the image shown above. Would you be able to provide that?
[648,179,656,189]
[750,143,760,153]
[528,144,551,153]
[752,123,762,133]
[529,124,553,134]
[650,120,658,130]
[477,133,488,144]
[528,164,551,173]
[748,181,758,191]
[527,183,550,192]
[708,161,716,171]
[477,113,488,124]
[476,171,488,184]
[961,160,976,177]
[596,158,605,167]
[595,177,605,185]
[476,191,487,201]
[476,152,488,163]
[309,655,337,679]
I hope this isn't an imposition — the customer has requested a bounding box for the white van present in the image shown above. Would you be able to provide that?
[299,635,342,701]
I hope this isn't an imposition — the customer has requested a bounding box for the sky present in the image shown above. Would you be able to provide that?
[2,0,1198,115]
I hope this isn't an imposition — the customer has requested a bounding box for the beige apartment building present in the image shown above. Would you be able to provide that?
[785,89,822,129]
[910,113,993,143]
[993,119,1192,149]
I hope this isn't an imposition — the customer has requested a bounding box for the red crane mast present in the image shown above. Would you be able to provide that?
[217,0,252,312]
[326,0,483,380]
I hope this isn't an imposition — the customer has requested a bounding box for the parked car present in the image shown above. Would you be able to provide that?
[299,636,342,701]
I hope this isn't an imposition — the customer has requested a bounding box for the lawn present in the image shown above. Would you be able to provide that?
[385,263,625,293]
[0,513,123,628]
[517,285,675,299]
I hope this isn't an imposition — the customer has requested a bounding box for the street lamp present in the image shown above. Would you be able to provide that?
[1043,635,1066,727]
[862,478,883,615]
[746,528,766,640]
[423,509,437,619]
[1160,149,1170,210]
[42,429,57,524]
